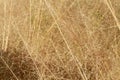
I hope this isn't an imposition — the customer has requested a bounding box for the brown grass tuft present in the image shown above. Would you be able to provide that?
[0,49,39,80]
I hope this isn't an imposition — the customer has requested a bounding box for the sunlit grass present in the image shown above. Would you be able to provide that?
[0,0,120,80]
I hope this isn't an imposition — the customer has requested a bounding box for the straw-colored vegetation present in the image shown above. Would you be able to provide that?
[0,0,120,80]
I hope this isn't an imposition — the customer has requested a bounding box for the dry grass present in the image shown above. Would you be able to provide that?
[0,0,120,80]
[0,49,39,80]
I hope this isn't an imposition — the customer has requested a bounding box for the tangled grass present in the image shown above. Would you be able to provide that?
[0,49,39,80]
[0,0,120,80]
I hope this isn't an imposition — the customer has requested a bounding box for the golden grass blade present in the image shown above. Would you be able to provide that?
[104,0,120,30]
[44,0,88,80]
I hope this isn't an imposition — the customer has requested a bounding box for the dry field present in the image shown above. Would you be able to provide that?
[0,0,120,80]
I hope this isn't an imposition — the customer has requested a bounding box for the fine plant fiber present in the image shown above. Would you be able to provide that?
[0,0,120,80]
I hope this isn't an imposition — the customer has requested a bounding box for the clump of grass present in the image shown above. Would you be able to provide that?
[0,0,120,80]
[41,58,82,80]
[0,49,39,80]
